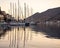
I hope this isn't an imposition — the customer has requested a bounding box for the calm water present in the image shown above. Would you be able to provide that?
[0,25,60,48]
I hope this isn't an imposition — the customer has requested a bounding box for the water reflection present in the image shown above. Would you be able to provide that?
[0,26,11,39]
[1,26,33,48]
[31,25,60,39]
[0,25,60,48]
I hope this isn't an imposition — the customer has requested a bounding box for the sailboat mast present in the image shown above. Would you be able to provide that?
[15,3,17,19]
[13,3,14,17]
[27,5,29,17]
[21,8,23,20]
[18,0,19,21]
[31,8,33,21]
[31,8,33,15]
[24,3,26,19]
[10,2,12,15]
[24,3,26,23]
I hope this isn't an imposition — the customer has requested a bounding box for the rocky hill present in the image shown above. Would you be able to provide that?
[25,7,60,23]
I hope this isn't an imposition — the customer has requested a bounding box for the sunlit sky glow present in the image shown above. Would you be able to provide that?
[0,0,60,13]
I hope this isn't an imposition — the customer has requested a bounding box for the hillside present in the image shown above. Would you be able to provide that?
[25,7,60,23]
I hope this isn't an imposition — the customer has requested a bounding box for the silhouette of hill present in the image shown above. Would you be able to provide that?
[25,7,60,23]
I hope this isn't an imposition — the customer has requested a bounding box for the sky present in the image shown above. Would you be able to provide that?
[0,0,60,14]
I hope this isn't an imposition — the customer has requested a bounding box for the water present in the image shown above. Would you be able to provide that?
[0,25,60,48]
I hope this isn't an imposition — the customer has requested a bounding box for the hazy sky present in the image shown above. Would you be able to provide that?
[0,0,60,13]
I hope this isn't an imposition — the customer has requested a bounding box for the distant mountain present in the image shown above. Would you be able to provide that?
[25,7,60,23]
